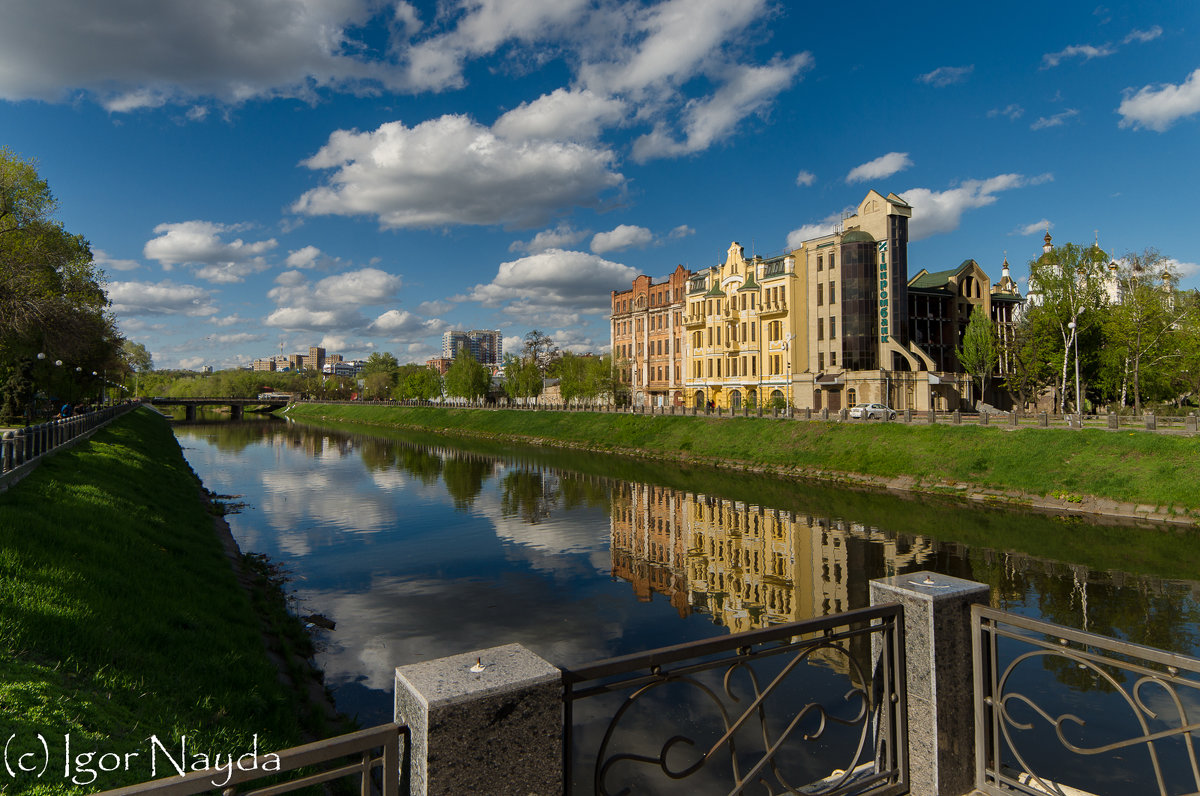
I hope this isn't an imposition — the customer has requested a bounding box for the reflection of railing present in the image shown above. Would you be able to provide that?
[93,723,405,795]
[973,604,1200,796]
[563,603,907,795]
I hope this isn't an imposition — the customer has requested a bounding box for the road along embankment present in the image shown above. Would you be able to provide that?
[283,402,1200,528]
[0,408,338,794]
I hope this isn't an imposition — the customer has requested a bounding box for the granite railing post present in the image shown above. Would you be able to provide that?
[904,408,912,423]
[2,431,12,472]
[1010,411,1019,427]
[1187,413,1197,433]
[952,410,961,425]
[394,643,561,796]
[871,571,990,796]
[1145,412,1156,430]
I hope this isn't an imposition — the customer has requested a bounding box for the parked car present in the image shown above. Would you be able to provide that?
[849,402,897,420]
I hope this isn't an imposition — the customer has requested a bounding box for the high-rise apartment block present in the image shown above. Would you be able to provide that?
[442,330,503,366]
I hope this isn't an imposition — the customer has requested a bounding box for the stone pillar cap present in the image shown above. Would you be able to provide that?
[395,643,559,710]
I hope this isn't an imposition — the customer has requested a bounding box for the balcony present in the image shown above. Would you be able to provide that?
[760,299,788,317]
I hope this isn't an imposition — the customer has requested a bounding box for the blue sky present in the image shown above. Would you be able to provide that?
[2,1,1198,370]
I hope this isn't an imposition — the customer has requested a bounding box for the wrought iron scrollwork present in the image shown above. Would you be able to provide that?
[974,605,1200,796]
[565,604,906,796]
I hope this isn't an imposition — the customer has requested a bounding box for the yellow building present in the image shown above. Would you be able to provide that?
[682,190,1021,412]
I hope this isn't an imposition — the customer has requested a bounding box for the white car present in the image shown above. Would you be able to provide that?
[849,402,896,420]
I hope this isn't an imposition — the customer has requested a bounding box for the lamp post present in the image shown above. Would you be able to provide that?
[784,333,794,417]
[1068,320,1081,428]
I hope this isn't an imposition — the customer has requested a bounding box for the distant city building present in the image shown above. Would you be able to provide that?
[200,365,213,375]
[426,356,453,375]
[307,346,326,373]
[442,330,503,366]
[323,361,358,377]
[252,358,276,372]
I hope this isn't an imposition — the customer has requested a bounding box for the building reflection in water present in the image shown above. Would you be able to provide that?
[610,482,938,634]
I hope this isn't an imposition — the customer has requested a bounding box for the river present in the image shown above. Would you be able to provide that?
[171,414,1200,735]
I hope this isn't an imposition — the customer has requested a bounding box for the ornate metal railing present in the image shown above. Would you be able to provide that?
[973,604,1200,796]
[562,604,907,795]
[92,722,405,796]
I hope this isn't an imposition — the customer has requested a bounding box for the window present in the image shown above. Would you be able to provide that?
[716,326,721,345]
[829,282,835,303]
[717,359,722,377]
[780,286,786,303]
[741,322,746,341]
[829,253,836,269]
[707,360,712,377]
[819,352,824,370]
[741,294,747,310]
[751,323,756,342]
[751,357,757,376]
[817,255,823,271]
[830,351,837,366]
[731,359,738,377]
[830,317,836,338]
[817,318,824,340]
[750,294,756,309]
[817,283,823,306]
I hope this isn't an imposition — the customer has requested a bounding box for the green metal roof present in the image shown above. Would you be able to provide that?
[841,229,875,243]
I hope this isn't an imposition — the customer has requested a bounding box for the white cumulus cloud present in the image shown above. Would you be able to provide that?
[846,152,913,184]
[464,249,637,317]
[0,0,394,110]
[1118,68,1200,132]
[509,223,589,254]
[494,88,626,142]
[591,224,653,254]
[795,170,816,187]
[900,173,1052,241]
[292,116,623,229]
[108,279,219,317]
[143,220,276,283]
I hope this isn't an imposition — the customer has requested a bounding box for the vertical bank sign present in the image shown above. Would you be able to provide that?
[878,240,889,343]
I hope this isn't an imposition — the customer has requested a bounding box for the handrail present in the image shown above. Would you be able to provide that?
[91,722,405,796]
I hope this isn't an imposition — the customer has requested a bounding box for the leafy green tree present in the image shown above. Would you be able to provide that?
[1,149,121,420]
[957,310,998,407]
[1026,242,1111,412]
[361,351,400,376]
[503,353,543,403]
[1001,314,1056,410]
[393,364,442,400]
[554,353,590,404]
[1101,250,1197,414]
[445,350,489,401]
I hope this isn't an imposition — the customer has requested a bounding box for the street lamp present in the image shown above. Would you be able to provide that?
[1068,321,1081,428]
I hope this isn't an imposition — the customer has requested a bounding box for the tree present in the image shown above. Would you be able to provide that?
[121,340,154,373]
[957,311,998,408]
[394,364,442,400]
[1102,250,1197,414]
[444,351,490,401]
[1,149,121,421]
[522,330,559,375]
[360,351,400,376]
[1001,314,1056,410]
[1026,242,1111,413]
[503,353,542,403]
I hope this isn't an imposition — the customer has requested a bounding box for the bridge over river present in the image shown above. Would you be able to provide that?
[147,395,292,420]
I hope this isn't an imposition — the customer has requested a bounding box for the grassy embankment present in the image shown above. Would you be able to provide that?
[284,403,1200,520]
[0,408,328,795]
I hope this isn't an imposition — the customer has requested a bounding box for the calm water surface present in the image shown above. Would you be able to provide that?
[172,416,1200,734]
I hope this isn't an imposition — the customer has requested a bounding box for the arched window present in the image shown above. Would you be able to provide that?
[694,390,706,408]
[731,390,742,410]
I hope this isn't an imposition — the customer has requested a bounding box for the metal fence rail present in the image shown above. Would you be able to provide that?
[1,402,138,478]
[91,723,406,796]
[562,603,907,796]
[973,604,1200,796]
